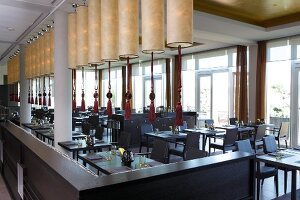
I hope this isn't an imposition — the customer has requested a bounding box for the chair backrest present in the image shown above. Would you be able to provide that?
[72,119,75,131]
[88,115,99,127]
[205,119,214,128]
[179,121,188,131]
[184,148,207,161]
[118,131,131,149]
[95,126,104,140]
[263,135,277,153]
[185,132,200,150]
[82,122,91,135]
[235,139,254,153]
[229,117,237,125]
[279,122,289,138]
[224,128,238,146]
[255,125,266,141]
[140,123,153,137]
[150,139,169,164]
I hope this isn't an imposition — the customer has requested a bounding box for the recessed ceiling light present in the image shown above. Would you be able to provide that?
[6,27,15,31]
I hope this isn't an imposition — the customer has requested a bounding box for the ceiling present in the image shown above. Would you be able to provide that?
[1,0,300,66]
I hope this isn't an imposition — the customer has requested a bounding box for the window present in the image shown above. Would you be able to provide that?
[101,67,122,108]
[132,60,166,113]
[181,48,236,124]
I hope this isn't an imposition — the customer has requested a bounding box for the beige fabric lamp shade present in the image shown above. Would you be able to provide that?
[28,43,32,79]
[50,29,54,74]
[88,0,103,65]
[40,35,45,76]
[68,12,77,69]
[101,0,119,62]
[142,0,165,54]
[44,31,51,75]
[118,0,139,59]
[16,54,20,82]
[167,0,193,48]
[76,6,88,67]
[32,41,37,78]
[36,38,41,77]
[24,46,28,79]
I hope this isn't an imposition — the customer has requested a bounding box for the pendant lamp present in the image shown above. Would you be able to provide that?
[167,0,193,126]
[119,0,139,120]
[142,0,165,123]
[48,76,51,107]
[76,5,88,111]
[101,0,119,117]
[68,11,77,111]
[88,0,103,114]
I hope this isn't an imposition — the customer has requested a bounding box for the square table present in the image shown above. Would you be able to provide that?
[58,140,111,160]
[215,125,254,140]
[145,131,187,152]
[35,130,87,146]
[78,151,163,175]
[256,149,300,200]
[22,122,53,131]
[184,128,225,150]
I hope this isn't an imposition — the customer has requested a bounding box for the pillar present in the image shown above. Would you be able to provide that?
[19,44,31,124]
[53,10,72,150]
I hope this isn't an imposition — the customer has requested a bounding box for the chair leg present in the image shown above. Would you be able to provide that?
[139,145,142,153]
[275,174,279,197]
[257,178,261,200]
[278,139,281,148]
[284,170,288,194]
[261,178,264,185]
[285,139,288,148]
[209,146,211,156]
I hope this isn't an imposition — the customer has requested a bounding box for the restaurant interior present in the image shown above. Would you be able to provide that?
[1,0,300,199]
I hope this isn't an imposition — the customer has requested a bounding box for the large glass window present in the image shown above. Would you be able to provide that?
[101,67,122,108]
[266,40,291,126]
[132,60,166,113]
[181,48,236,124]
[76,69,96,108]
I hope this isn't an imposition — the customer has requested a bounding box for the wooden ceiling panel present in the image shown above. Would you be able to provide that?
[194,0,300,27]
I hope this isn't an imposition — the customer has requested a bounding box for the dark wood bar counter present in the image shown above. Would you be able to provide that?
[0,121,255,200]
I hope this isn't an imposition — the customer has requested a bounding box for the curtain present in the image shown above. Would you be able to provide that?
[173,55,179,109]
[255,41,266,120]
[122,66,126,110]
[235,45,248,122]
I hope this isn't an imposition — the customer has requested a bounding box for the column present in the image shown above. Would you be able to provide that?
[248,44,258,122]
[19,44,31,124]
[53,10,72,150]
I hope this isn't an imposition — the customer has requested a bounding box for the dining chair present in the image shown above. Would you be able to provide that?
[94,126,104,140]
[184,148,207,161]
[273,122,289,148]
[169,132,200,160]
[139,123,154,152]
[88,115,99,130]
[235,139,279,198]
[116,131,131,149]
[209,128,238,155]
[263,135,289,194]
[229,117,238,125]
[150,139,169,164]
[204,119,214,128]
[82,122,91,135]
[250,125,266,152]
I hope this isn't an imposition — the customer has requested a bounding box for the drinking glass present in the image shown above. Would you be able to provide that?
[139,155,146,167]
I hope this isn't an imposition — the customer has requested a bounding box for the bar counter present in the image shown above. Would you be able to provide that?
[0,121,255,200]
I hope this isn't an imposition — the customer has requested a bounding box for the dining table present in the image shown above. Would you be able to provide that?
[184,128,226,150]
[144,130,187,152]
[78,151,163,175]
[34,129,87,146]
[58,140,111,160]
[256,148,300,200]
[215,125,255,140]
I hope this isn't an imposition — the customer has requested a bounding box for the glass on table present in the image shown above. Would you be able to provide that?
[155,128,159,134]
[111,145,117,155]
[139,155,146,168]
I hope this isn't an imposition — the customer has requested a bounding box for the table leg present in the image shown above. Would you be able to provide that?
[256,161,260,200]
[202,135,206,151]
[146,136,149,152]
[291,169,297,200]
[72,152,75,160]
